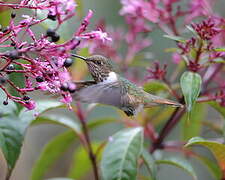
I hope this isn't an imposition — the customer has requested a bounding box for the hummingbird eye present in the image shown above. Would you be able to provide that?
[96,61,102,65]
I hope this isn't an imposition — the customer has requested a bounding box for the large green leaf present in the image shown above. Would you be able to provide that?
[0,116,24,170]
[31,130,76,180]
[101,127,144,180]
[19,100,65,124]
[0,90,17,116]
[185,137,225,173]
[141,149,156,180]
[143,80,170,94]
[180,71,202,112]
[32,116,81,134]
[180,104,206,141]
[208,101,225,119]
[194,155,222,180]
[68,143,101,179]
[156,157,197,180]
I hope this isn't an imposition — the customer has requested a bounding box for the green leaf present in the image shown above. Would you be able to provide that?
[0,116,25,170]
[101,127,144,180]
[76,0,84,18]
[88,117,116,129]
[143,80,170,94]
[208,101,225,119]
[163,35,186,43]
[185,137,225,172]
[8,65,25,111]
[213,48,225,52]
[0,90,17,116]
[141,149,157,180]
[180,104,206,141]
[19,100,65,124]
[31,130,76,180]
[32,116,81,134]
[68,143,101,179]
[0,10,11,27]
[194,155,222,180]
[186,25,198,36]
[156,157,197,180]
[180,71,202,112]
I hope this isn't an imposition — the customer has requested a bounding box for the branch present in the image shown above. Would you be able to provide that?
[75,103,99,180]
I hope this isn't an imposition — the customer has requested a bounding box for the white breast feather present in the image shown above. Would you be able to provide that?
[100,72,118,84]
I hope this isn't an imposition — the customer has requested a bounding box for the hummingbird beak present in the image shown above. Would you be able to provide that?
[71,54,88,61]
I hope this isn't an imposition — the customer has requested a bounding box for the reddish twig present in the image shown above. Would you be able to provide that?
[75,103,99,180]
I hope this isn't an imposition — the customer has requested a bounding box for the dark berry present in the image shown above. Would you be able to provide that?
[11,12,16,18]
[6,50,21,60]
[36,76,44,82]
[51,34,60,42]
[46,29,56,37]
[60,83,68,91]
[47,14,56,21]
[23,96,30,101]
[0,77,6,84]
[63,58,74,67]
[7,64,15,70]
[10,42,16,46]
[3,101,8,105]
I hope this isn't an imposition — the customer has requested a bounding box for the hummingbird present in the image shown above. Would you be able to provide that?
[71,54,183,116]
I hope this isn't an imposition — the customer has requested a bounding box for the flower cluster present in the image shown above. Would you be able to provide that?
[0,0,111,110]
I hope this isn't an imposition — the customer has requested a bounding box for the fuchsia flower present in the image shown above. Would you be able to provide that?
[186,0,215,23]
[0,1,111,110]
[147,62,167,81]
[192,18,220,41]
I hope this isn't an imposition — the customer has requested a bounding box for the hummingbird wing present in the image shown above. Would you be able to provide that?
[74,80,97,90]
[73,81,123,107]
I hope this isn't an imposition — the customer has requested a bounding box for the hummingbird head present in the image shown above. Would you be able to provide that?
[71,54,115,83]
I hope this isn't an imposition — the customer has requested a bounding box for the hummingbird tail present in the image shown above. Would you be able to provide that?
[145,94,184,108]
[152,98,184,108]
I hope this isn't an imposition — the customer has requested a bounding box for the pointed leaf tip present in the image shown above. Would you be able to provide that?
[180,71,202,112]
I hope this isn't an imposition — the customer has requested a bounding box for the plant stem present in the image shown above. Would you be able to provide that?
[151,98,185,152]
[151,108,185,152]
[76,103,99,180]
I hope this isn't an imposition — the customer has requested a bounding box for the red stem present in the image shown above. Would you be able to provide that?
[75,103,99,180]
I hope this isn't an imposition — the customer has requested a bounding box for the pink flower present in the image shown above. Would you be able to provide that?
[80,29,112,43]
[21,100,36,110]
[186,0,215,23]
[172,53,182,64]
[192,18,220,40]
[147,61,167,80]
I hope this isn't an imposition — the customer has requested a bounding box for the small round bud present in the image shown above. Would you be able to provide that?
[7,64,15,70]
[3,101,8,105]
[0,77,6,84]
[11,12,16,18]
[23,96,30,101]
[46,28,56,37]
[51,34,60,42]
[60,83,68,91]
[63,58,74,67]
[36,76,44,82]
[47,14,57,21]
